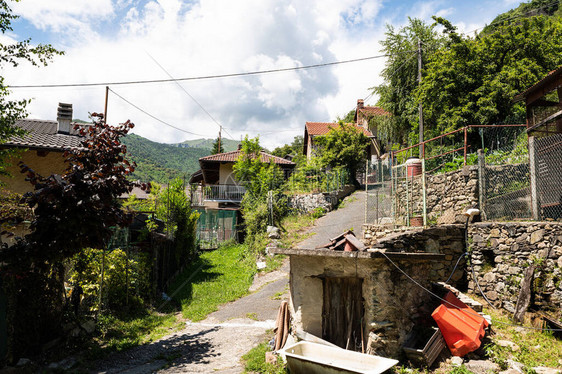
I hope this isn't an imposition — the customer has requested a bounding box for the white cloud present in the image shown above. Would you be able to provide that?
[11,0,114,38]
[6,0,392,149]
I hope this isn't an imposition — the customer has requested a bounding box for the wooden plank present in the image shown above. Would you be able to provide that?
[514,265,535,323]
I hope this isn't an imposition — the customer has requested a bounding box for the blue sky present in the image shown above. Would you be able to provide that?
[4,0,523,149]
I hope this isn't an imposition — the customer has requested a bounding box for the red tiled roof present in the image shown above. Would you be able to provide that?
[199,149,295,165]
[2,119,88,151]
[305,122,373,137]
[359,106,391,117]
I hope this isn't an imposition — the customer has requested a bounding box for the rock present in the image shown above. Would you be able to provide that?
[499,370,521,374]
[82,320,96,334]
[267,225,281,239]
[265,351,277,364]
[485,290,498,301]
[532,367,561,374]
[530,229,545,244]
[451,356,464,366]
[495,339,520,352]
[507,359,525,372]
[557,256,562,268]
[483,272,496,282]
[490,229,501,238]
[16,358,31,367]
[465,359,500,374]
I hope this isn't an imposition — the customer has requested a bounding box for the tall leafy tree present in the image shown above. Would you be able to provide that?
[417,15,562,136]
[374,18,444,145]
[0,0,63,178]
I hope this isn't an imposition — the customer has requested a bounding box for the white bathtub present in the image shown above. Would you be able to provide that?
[279,341,399,374]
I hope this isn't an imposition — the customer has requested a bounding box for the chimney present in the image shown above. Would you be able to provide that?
[357,99,364,110]
[57,102,73,134]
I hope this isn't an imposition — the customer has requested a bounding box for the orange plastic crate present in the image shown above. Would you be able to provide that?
[431,292,489,357]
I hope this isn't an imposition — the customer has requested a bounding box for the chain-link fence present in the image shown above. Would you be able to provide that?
[365,159,393,225]
[479,126,531,221]
[534,133,562,220]
[364,124,543,227]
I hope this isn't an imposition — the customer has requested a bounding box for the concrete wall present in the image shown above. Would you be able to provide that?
[218,163,236,185]
[289,253,436,358]
[0,150,68,194]
[468,222,562,312]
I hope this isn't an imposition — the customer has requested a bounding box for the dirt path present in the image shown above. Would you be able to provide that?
[89,261,290,374]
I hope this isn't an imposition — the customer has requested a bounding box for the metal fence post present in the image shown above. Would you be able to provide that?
[422,158,427,226]
[529,136,540,220]
[477,149,487,221]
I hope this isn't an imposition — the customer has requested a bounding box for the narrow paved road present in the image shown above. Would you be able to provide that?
[89,190,365,373]
[296,190,366,249]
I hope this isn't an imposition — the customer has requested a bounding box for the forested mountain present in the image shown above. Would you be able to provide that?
[121,133,210,183]
[174,138,240,152]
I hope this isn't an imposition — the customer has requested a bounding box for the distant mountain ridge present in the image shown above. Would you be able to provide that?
[173,138,240,152]
[121,133,210,184]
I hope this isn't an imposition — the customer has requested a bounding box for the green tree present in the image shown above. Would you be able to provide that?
[0,0,63,178]
[271,135,305,165]
[211,136,224,154]
[313,123,369,187]
[233,136,287,254]
[416,15,562,136]
[374,17,444,145]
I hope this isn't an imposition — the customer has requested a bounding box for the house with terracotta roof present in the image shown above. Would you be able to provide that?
[0,103,87,194]
[189,148,296,248]
[303,99,390,161]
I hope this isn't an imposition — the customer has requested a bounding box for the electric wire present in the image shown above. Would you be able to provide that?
[108,87,208,137]
[8,52,415,89]
[378,250,562,332]
[145,52,235,140]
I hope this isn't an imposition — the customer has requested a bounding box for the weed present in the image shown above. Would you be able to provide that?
[449,365,475,374]
[246,312,258,320]
[242,342,287,374]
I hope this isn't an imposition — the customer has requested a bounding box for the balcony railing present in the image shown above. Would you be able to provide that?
[191,184,246,205]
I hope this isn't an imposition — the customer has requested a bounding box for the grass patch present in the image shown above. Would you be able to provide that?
[483,308,562,369]
[168,242,256,322]
[242,337,287,374]
[279,213,317,249]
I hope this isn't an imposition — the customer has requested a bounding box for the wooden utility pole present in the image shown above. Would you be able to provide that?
[104,86,109,124]
[418,39,424,158]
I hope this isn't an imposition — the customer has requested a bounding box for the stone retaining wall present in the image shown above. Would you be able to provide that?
[363,224,467,287]
[468,222,562,313]
[394,166,478,225]
[288,185,355,214]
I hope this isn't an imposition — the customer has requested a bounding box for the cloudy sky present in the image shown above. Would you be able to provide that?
[3,0,521,149]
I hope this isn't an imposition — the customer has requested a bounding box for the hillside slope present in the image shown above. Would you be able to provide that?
[174,138,240,152]
[122,133,210,183]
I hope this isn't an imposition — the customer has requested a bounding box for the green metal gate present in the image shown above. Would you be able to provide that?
[195,208,238,249]
[0,278,7,362]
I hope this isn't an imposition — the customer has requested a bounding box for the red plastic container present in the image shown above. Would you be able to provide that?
[431,292,489,357]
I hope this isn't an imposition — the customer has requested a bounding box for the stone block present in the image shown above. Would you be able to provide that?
[490,228,501,238]
[530,229,545,244]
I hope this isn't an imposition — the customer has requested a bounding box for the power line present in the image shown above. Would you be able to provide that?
[108,87,208,137]
[9,53,412,89]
